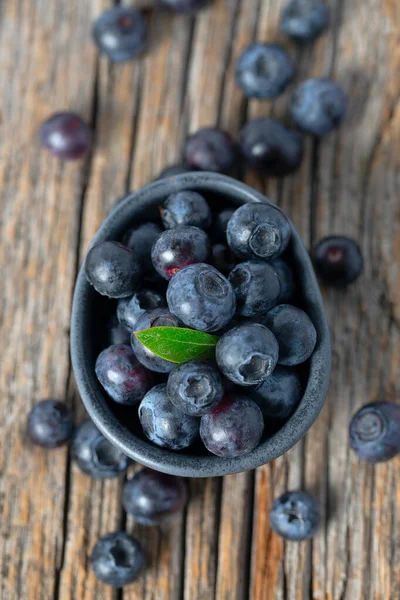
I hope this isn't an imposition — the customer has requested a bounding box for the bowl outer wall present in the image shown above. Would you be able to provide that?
[70,172,331,477]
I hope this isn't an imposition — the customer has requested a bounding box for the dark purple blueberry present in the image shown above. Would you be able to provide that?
[117,290,165,332]
[211,243,237,275]
[239,118,304,177]
[72,420,130,479]
[90,532,144,587]
[123,223,162,272]
[291,78,347,136]
[95,345,153,405]
[107,315,132,346]
[229,261,280,317]
[212,209,235,242]
[280,0,330,42]
[270,258,296,302]
[138,384,199,450]
[167,360,224,416]
[167,263,236,333]
[184,127,237,174]
[200,396,264,457]
[40,112,92,160]
[131,308,182,373]
[157,0,214,12]
[123,468,188,525]
[349,402,400,463]
[151,226,211,280]
[216,323,279,386]
[270,491,319,541]
[235,43,294,99]
[161,191,211,230]
[93,7,147,62]
[311,236,363,286]
[27,400,74,448]
[156,165,191,180]
[249,365,302,420]
[85,241,141,298]
[263,304,317,366]
[227,203,291,261]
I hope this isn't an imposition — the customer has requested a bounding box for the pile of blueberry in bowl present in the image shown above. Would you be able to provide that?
[71,172,331,477]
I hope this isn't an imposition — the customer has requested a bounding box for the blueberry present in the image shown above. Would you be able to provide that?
[27,400,74,448]
[161,191,211,230]
[291,78,347,136]
[131,307,182,373]
[263,304,317,366]
[72,420,130,478]
[270,258,295,302]
[157,0,214,12]
[117,290,165,332]
[311,235,363,286]
[156,165,191,179]
[184,127,237,174]
[270,491,319,541]
[167,360,224,416]
[200,396,264,457]
[123,468,188,525]
[95,344,153,405]
[229,261,280,317]
[216,323,279,386]
[93,7,147,62]
[249,365,302,420]
[90,532,144,587]
[167,263,236,332]
[107,315,132,346]
[239,118,304,177]
[349,402,400,463]
[212,209,235,242]
[40,112,92,160]
[139,384,199,450]
[211,243,237,275]
[235,44,294,99]
[85,241,141,298]
[151,226,211,280]
[280,0,330,42]
[123,223,162,272]
[227,203,291,261]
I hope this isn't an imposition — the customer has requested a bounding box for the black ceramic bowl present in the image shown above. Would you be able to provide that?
[71,172,330,477]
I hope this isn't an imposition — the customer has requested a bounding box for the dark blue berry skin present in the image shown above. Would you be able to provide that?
[131,308,182,373]
[249,365,302,420]
[167,263,236,333]
[107,316,132,346]
[161,191,211,230]
[349,402,400,463]
[211,243,237,275]
[216,323,279,386]
[72,421,130,479]
[95,345,153,405]
[90,532,144,587]
[291,78,347,136]
[229,261,280,317]
[270,258,295,302]
[40,112,92,160]
[239,118,304,177]
[311,236,363,286]
[235,44,294,99]
[156,165,191,180]
[167,360,224,416]
[227,203,291,261]
[263,304,317,366]
[123,469,188,525]
[270,491,319,541]
[151,226,211,281]
[212,209,235,242]
[85,241,142,298]
[139,384,199,450]
[200,396,264,457]
[123,223,162,273]
[157,0,214,12]
[117,290,165,332]
[93,7,147,62]
[280,0,330,42]
[27,400,74,448]
[184,128,237,174]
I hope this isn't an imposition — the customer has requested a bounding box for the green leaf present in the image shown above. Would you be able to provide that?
[134,327,219,363]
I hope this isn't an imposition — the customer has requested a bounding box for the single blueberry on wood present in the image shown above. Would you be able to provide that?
[291,78,347,136]
[90,532,144,587]
[349,402,400,463]
[280,0,330,42]
[27,400,74,448]
[311,235,363,286]
[236,43,294,99]
[40,112,92,160]
[93,7,147,62]
[270,491,319,541]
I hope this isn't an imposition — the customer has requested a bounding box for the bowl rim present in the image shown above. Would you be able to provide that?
[71,172,331,477]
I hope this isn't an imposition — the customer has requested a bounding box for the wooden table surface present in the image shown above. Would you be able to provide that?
[1,0,400,598]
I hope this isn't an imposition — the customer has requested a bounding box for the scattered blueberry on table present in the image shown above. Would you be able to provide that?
[349,402,400,463]
[312,235,363,286]
[184,127,237,174]
[93,7,147,62]
[270,491,320,541]
[40,112,92,160]
[235,43,294,99]
[27,399,74,448]
[291,78,347,136]
[90,532,144,587]
[280,0,330,42]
